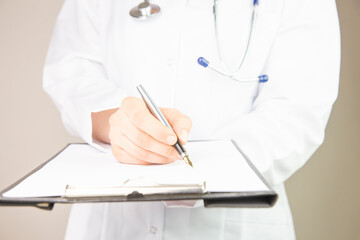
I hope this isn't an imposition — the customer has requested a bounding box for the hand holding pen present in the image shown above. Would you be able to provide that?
[137,85,193,167]
[107,87,192,166]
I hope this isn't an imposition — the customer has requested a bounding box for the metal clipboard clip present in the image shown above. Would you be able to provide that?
[64,177,206,198]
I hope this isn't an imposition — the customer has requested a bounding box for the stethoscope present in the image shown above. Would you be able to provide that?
[130,0,160,19]
[130,0,268,83]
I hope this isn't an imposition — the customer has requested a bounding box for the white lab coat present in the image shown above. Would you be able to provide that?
[43,0,340,239]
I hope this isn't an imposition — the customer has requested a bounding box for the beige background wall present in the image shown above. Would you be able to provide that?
[0,0,359,239]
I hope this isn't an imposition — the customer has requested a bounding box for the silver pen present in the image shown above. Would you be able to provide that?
[137,84,193,167]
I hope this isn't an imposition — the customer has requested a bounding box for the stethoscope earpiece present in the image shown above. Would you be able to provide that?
[197,57,268,83]
[130,1,160,20]
[129,1,268,83]
[198,1,269,83]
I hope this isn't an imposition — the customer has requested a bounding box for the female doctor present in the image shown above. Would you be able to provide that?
[43,0,340,239]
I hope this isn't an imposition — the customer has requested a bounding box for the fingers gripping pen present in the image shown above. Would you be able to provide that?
[137,85,193,167]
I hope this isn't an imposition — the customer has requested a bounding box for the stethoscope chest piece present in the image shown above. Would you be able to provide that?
[130,2,160,20]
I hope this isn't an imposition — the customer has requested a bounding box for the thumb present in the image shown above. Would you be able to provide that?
[160,108,192,145]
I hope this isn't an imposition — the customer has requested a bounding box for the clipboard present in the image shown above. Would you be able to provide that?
[0,141,278,210]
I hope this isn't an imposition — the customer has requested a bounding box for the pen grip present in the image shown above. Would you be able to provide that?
[174,141,187,156]
[136,85,188,156]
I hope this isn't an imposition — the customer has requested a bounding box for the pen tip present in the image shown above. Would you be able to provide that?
[183,156,193,168]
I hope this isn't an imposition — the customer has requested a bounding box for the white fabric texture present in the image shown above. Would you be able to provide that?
[43,0,340,239]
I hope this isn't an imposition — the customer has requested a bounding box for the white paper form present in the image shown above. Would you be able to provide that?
[3,140,268,198]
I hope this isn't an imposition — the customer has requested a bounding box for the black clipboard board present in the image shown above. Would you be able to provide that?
[0,141,278,210]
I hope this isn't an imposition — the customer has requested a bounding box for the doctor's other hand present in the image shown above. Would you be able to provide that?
[92,97,192,165]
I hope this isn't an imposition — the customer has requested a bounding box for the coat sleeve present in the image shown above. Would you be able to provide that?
[43,0,125,150]
[212,0,341,185]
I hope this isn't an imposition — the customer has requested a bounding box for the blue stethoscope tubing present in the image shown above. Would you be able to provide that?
[198,0,268,83]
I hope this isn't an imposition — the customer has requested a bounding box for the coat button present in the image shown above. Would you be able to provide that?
[149,226,157,235]
[167,59,173,66]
